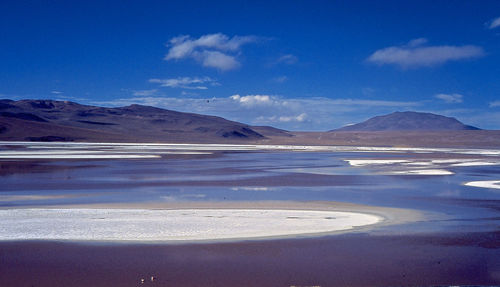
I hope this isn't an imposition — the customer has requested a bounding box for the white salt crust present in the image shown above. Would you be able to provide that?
[464,180,500,190]
[0,208,381,242]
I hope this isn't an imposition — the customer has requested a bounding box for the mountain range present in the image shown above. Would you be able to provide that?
[0,99,290,143]
[1,99,497,147]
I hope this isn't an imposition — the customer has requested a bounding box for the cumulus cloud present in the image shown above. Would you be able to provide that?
[367,38,484,68]
[488,17,500,29]
[257,113,307,123]
[435,93,463,104]
[164,33,258,71]
[199,50,240,70]
[230,94,274,106]
[149,77,219,90]
[51,90,63,95]
[490,101,500,108]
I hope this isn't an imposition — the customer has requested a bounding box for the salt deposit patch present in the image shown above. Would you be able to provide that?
[402,162,435,166]
[464,180,500,190]
[389,169,454,175]
[3,141,500,156]
[0,195,74,201]
[450,161,500,167]
[0,208,381,242]
[345,160,410,167]
[0,149,210,159]
[0,154,161,159]
[431,159,471,164]
[344,159,454,175]
[343,157,500,176]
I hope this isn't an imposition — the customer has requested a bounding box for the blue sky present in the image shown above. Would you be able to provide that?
[1,0,500,130]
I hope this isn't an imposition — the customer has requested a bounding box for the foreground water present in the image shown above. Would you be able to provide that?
[0,142,499,286]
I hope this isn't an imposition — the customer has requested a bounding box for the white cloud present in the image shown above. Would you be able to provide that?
[198,50,240,70]
[490,101,500,108]
[51,90,63,95]
[279,113,307,122]
[488,17,500,29]
[133,89,158,96]
[435,93,463,104]
[149,77,218,90]
[367,38,484,68]
[257,113,307,123]
[230,94,274,106]
[164,33,258,71]
[277,54,298,65]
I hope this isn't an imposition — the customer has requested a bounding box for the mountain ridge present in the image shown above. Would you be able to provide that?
[1,100,493,148]
[0,99,279,142]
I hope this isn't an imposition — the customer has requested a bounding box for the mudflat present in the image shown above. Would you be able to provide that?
[1,231,499,287]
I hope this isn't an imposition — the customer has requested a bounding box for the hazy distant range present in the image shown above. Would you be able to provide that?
[1,99,499,148]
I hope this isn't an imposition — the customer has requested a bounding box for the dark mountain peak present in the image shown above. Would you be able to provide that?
[334,111,480,131]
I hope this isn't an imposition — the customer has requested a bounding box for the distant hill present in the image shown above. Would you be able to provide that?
[0,99,267,142]
[333,111,480,131]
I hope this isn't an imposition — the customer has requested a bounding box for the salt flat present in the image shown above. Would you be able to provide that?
[0,208,381,242]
